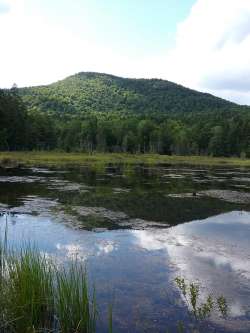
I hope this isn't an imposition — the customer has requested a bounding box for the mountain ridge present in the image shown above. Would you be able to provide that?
[20,71,243,116]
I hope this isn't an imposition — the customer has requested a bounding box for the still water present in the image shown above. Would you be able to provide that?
[0,164,250,332]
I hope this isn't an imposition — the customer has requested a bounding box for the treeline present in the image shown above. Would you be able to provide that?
[1,88,250,157]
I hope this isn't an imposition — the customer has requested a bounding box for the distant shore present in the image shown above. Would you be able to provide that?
[1,152,250,168]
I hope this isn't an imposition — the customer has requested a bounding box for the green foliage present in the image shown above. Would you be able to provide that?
[1,72,250,157]
[175,277,228,321]
[20,72,236,116]
[0,89,28,150]
[217,296,228,318]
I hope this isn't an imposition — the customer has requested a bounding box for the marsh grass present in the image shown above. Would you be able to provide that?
[0,234,97,333]
[2,248,54,332]
[55,263,96,333]
[0,151,250,170]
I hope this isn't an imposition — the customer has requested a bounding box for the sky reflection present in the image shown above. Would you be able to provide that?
[134,211,250,321]
[0,202,250,331]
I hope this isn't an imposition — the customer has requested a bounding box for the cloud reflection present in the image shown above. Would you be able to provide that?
[133,211,250,320]
[54,239,116,261]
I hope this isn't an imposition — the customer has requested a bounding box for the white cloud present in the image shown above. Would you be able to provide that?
[162,0,250,104]
[1,0,250,104]
[0,0,143,88]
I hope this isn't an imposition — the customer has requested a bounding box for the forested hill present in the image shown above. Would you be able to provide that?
[1,73,250,156]
[20,72,238,116]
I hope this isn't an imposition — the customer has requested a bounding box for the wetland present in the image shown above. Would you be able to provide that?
[0,161,250,332]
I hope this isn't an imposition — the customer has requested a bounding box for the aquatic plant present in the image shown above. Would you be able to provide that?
[175,277,228,320]
[0,238,97,333]
[55,263,96,333]
[1,248,54,332]
[175,277,228,332]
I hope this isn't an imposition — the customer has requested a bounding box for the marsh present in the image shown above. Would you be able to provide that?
[0,163,250,332]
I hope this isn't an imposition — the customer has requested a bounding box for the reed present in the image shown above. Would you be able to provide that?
[55,263,96,333]
[2,248,54,332]
[0,235,97,333]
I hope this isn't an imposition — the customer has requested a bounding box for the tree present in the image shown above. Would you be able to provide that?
[137,120,155,152]
[209,126,225,156]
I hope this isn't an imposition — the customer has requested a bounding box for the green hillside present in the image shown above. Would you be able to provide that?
[20,72,237,116]
[1,73,250,156]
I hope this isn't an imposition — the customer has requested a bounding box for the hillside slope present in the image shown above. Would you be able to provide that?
[20,72,238,116]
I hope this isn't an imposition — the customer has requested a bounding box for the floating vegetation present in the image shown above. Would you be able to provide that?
[72,206,170,230]
[200,190,250,204]
[167,190,250,205]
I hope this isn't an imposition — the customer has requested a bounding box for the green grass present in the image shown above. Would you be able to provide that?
[0,151,250,168]
[55,263,96,333]
[2,248,54,332]
[0,241,97,333]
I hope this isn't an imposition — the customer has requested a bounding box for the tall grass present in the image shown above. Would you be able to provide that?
[2,248,54,332]
[0,233,97,333]
[55,264,96,333]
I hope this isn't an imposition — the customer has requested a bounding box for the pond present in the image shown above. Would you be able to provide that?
[0,164,250,332]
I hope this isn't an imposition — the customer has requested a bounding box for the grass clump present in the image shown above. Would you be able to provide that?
[0,240,97,333]
[2,248,54,332]
[55,264,96,333]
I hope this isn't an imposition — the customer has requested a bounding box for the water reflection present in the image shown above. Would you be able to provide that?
[0,165,250,332]
[0,210,250,331]
[134,211,250,324]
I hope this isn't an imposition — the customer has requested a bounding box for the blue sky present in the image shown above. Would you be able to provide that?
[1,0,250,104]
[38,0,195,56]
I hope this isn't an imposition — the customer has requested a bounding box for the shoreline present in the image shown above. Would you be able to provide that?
[0,152,250,168]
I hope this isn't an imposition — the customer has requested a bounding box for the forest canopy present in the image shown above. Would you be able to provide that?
[1,73,250,157]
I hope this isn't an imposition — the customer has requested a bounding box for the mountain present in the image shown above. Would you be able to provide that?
[2,72,249,155]
[20,72,240,116]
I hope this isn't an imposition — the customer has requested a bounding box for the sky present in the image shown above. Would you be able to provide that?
[1,0,250,105]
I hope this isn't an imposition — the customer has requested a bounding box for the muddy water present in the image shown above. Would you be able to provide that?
[0,164,250,332]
